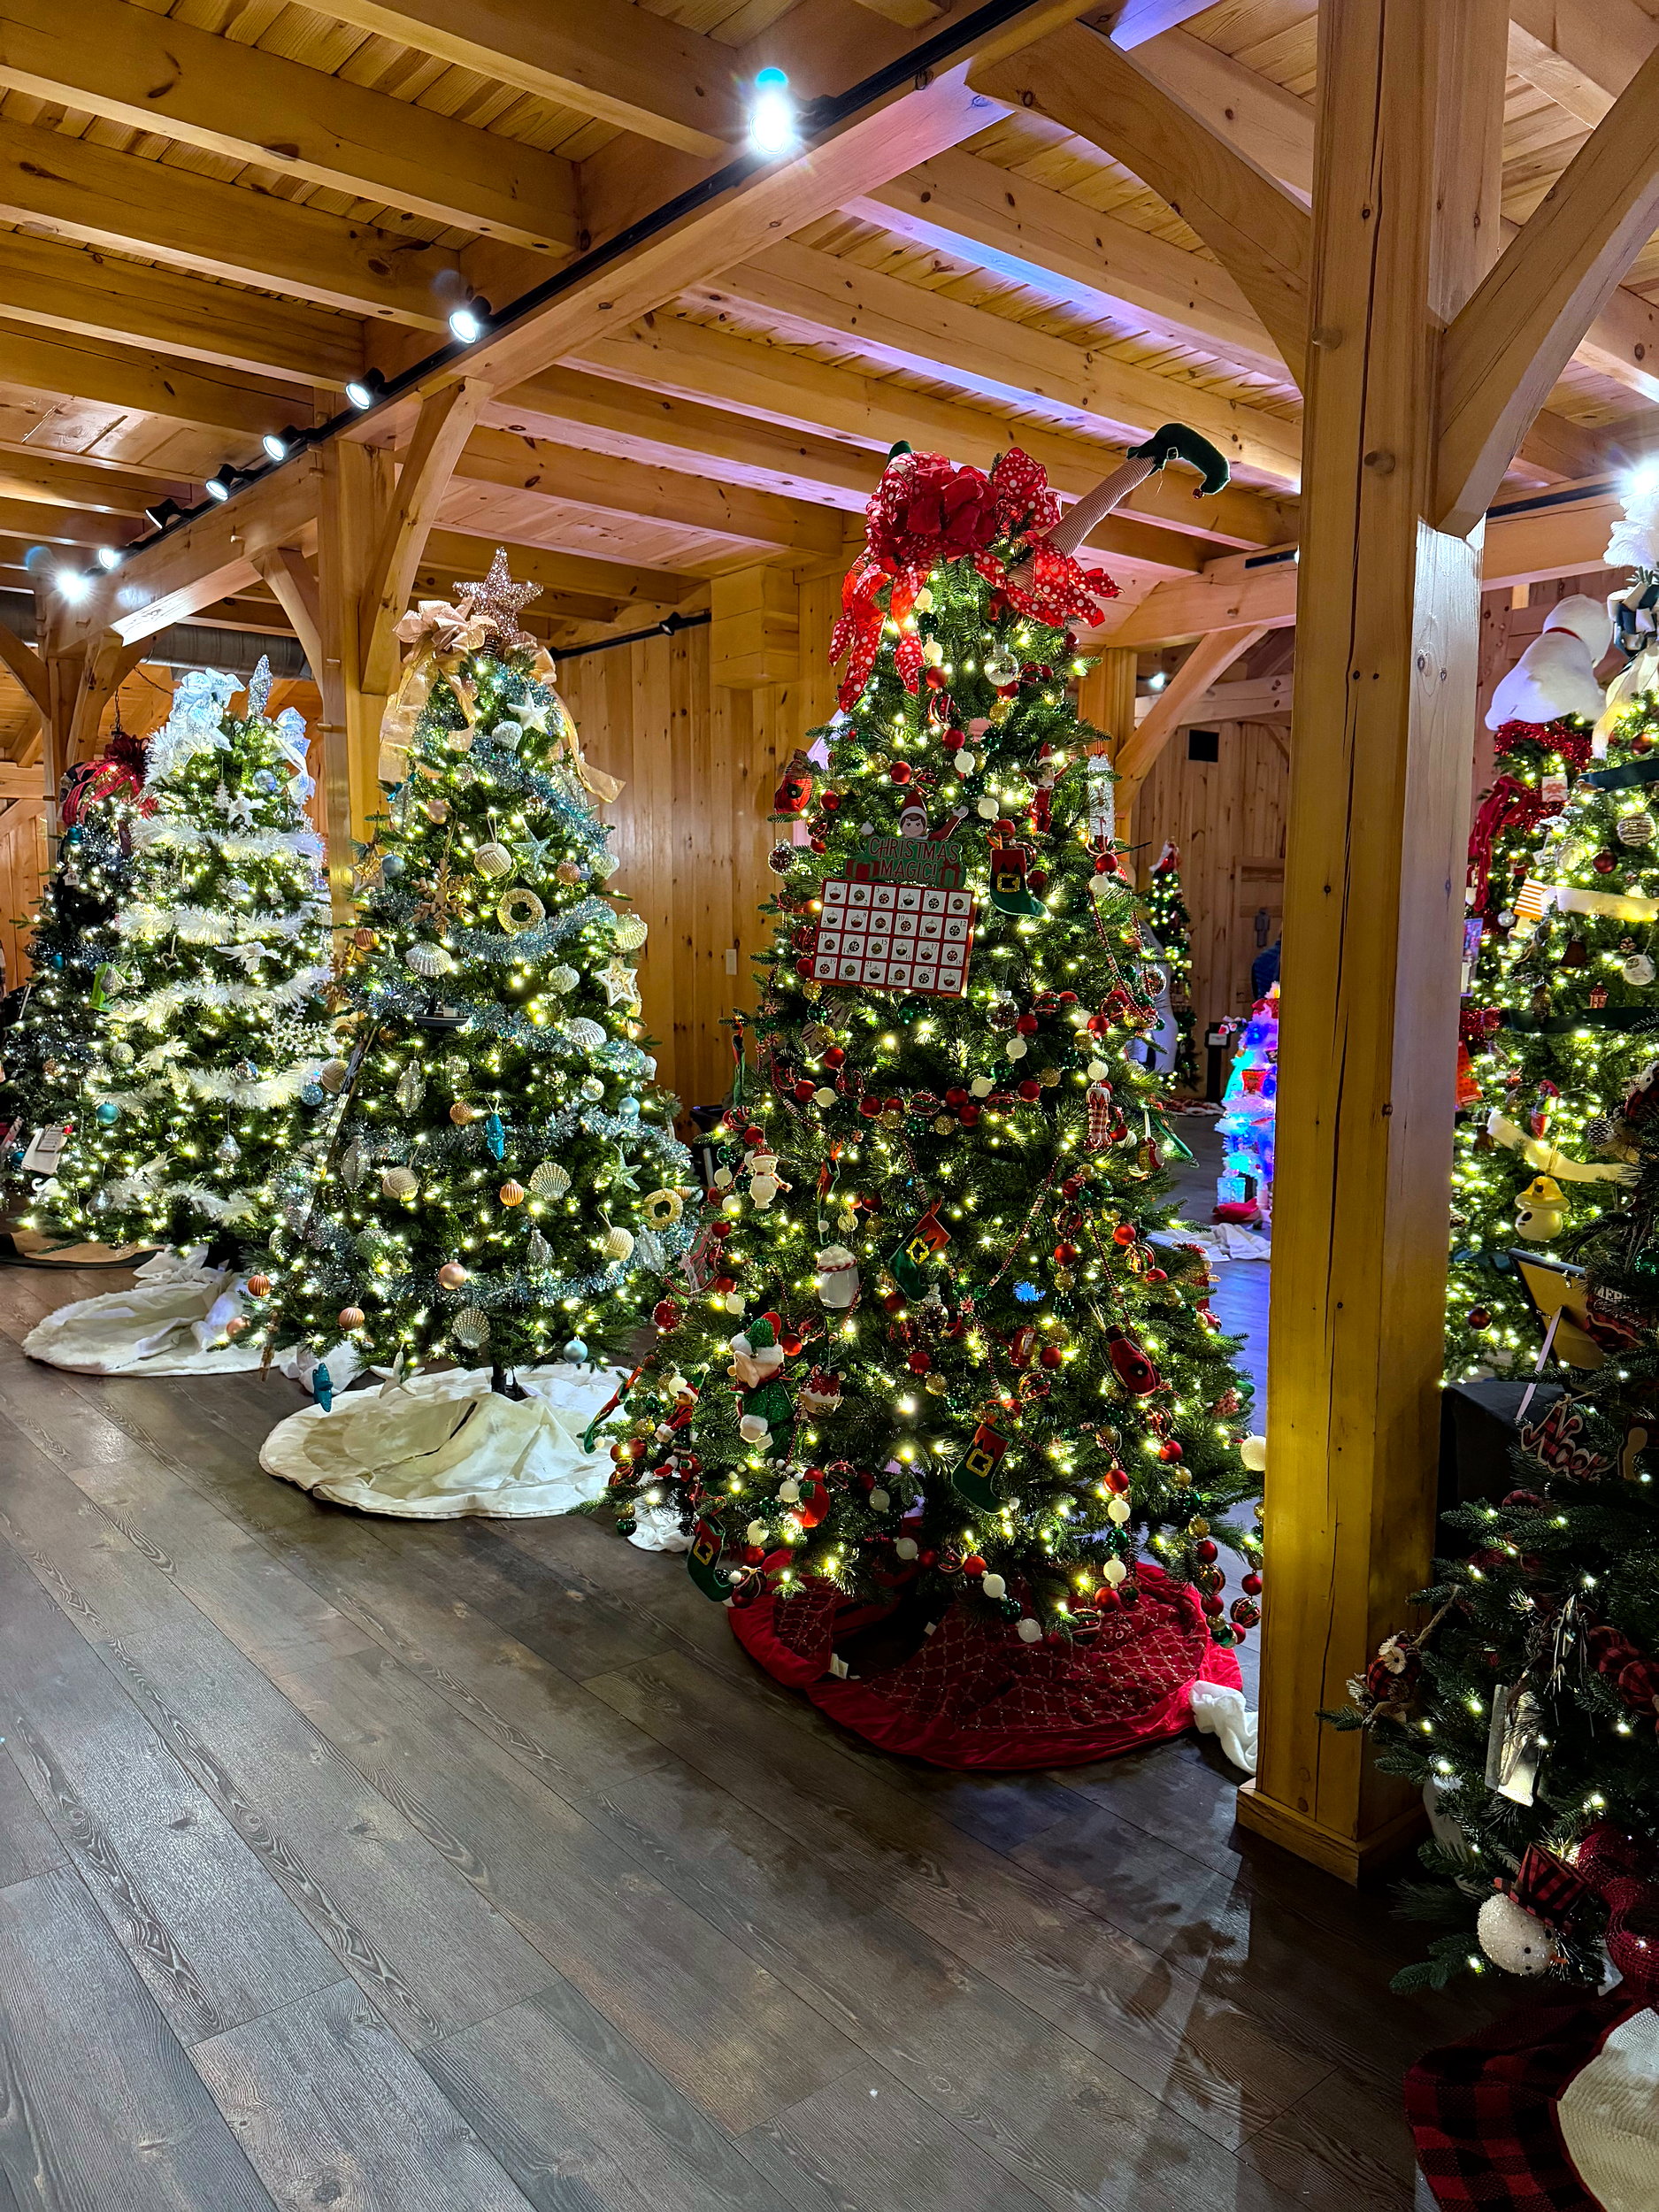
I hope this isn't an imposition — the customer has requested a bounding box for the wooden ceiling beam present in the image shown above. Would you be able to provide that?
[1137,20,1659,411]
[1507,0,1650,127]
[971,23,1311,380]
[1434,42,1659,534]
[370,6,1099,403]
[489,360,1206,578]
[1114,621,1266,787]
[0,232,362,389]
[0,498,134,548]
[317,0,743,157]
[695,238,1303,484]
[0,614,45,718]
[0,118,470,328]
[420,531,703,611]
[0,319,300,442]
[361,382,485,695]
[451,426,849,557]
[0,0,580,250]
[853,150,1286,379]
[573,316,1295,546]
[0,449,188,514]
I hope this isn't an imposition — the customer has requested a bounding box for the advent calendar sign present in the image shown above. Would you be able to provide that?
[809,826,976,998]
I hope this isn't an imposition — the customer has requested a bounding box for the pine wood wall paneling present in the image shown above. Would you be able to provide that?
[1131,715,1289,1036]
[0,799,47,987]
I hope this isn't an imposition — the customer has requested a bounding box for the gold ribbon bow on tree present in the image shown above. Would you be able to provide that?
[526,647,625,804]
[377,597,496,783]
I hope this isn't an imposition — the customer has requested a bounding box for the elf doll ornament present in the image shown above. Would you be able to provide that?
[610,426,1264,1773]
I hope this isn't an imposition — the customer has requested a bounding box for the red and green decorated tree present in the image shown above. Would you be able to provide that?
[610,432,1264,1770]
[1142,841,1197,1088]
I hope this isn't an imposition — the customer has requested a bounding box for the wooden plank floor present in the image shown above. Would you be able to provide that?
[0,1261,1498,2212]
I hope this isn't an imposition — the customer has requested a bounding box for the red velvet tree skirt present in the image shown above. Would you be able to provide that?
[728,1561,1243,1770]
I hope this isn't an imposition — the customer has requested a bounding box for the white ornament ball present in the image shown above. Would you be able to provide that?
[723,1292,745,1314]
[1240,1434,1269,1473]
[614,914,649,952]
[976,796,1000,820]
[778,1478,802,1503]
[1016,1617,1043,1643]
[1476,1892,1554,1977]
[895,1537,918,1560]
[746,1520,769,1546]
[1102,1555,1127,1587]
[380,1165,419,1199]
[1087,1059,1110,1081]
[1623,954,1655,987]
[565,1338,588,1363]
[970,1075,995,1098]
[955,749,977,776]
[981,1572,1007,1600]
[868,1486,890,1513]
[1107,1497,1131,1526]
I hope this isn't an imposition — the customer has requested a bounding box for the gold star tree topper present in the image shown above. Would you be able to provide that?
[453,548,540,651]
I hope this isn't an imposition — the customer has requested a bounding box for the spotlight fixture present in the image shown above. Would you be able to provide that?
[1146,671,1167,691]
[749,67,796,156]
[263,425,305,463]
[204,464,240,503]
[344,369,387,411]
[144,497,185,531]
[96,544,124,572]
[448,297,491,344]
[1624,457,1659,503]
[55,567,92,603]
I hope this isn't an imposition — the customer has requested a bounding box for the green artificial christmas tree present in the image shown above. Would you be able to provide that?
[609,436,1263,1770]
[1143,841,1197,1088]
[0,733,148,1194]
[1448,685,1659,1380]
[1332,1070,1659,1997]
[39,663,332,1267]
[259,553,695,1398]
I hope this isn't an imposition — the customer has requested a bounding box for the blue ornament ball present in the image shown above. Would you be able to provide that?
[618,1097,641,1121]
[253,769,279,794]
[300,1082,326,1106]
[380,853,404,878]
[1013,1280,1043,1304]
[95,1100,119,1125]
[564,1338,588,1363]
[64,826,83,846]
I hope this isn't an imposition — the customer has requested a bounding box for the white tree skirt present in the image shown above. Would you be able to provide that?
[259,1361,626,1519]
[23,1248,265,1376]
[1557,2006,1659,2212]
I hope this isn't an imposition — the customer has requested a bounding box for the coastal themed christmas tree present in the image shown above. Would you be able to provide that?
[609,433,1264,1770]
[1143,841,1197,1087]
[25,665,333,1372]
[1214,984,1278,1228]
[256,554,695,1466]
[0,731,148,1196]
[1331,1050,1659,2004]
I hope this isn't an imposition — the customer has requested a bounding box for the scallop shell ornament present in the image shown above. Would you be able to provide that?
[567,1016,606,1051]
[319,1057,350,1093]
[613,913,649,952]
[380,1164,419,1199]
[405,942,454,979]
[474,841,513,879]
[528,1161,571,1199]
[452,1307,491,1350]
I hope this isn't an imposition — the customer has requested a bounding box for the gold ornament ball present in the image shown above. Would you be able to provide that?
[556,859,581,884]
[245,1273,272,1299]
[339,1306,365,1331]
[499,1179,526,1206]
[224,1317,249,1340]
[354,926,377,949]
[449,1101,479,1125]
[437,1261,469,1290]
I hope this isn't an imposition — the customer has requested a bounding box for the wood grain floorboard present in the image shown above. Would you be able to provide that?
[0,1536,341,2047]
[0,1863,277,2210]
[0,1269,1503,2211]
[191,1978,541,2212]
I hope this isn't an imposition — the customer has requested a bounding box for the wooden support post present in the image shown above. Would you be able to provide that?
[710,562,802,690]
[252,546,323,677]
[1235,0,1509,1882]
[1077,647,1138,857]
[1117,626,1267,789]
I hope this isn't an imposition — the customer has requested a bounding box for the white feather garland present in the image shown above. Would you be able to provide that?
[105,1059,322,1110]
[134,818,325,866]
[105,964,333,1027]
[119,901,330,946]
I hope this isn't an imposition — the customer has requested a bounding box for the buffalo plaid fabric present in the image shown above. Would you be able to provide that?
[1407,1991,1644,2208]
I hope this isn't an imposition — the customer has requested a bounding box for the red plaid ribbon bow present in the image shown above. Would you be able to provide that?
[830,448,1117,711]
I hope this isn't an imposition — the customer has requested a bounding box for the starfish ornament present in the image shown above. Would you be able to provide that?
[515,697,550,735]
[452,549,540,650]
[609,1148,642,1193]
[596,959,641,1010]
[512,829,557,872]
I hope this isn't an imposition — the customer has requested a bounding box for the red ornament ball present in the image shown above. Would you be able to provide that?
[1053,1240,1079,1263]
[1018,1079,1041,1102]
[1158,1440,1184,1463]
[959,1104,980,1127]
[1594,850,1618,874]
[652,1298,681,1331]
[1194,1538,1218,1563]
[1241,1571,1263,1596]
[1038,1344,1063,1371]
[713,1273,738,1294]
[793,1079,814,1102]
[1201,1593,1225,1617]
[890,760,914,785]
[823,1046,846,1068]
[1112,1223,1137,1248]
[822,791,841,812]
[1467,1306,1492,1330]
[859,1095,882,1118]
[963,1554,987,1576]
[1016,1012,1040,1036]
[1094,1586,1122,1612]
[711,1220,733,1240]
[907,1350,932,1375]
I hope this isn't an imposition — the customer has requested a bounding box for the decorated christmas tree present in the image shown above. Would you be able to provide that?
[0,733,148,1194]
[1214,984,1278,1227]
[1142,841,1197,1087]
[37,664,332,1266]
[1331,1067,1659,1998]
[1446,692,1659,1383]
[609,434,1264,1770]
[257,553,695,1398]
